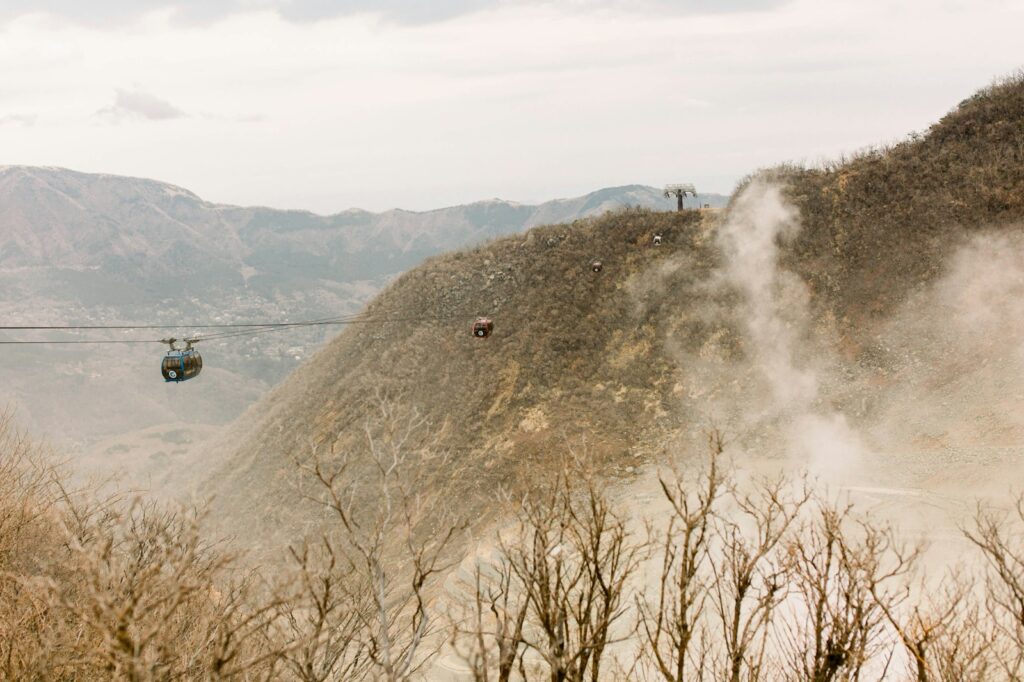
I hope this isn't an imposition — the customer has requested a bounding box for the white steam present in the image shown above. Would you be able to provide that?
[717,181,867,478]
[871,230,1024,471]
[717,181,814,410]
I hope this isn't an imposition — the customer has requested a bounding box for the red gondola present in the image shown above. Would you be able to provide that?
[473,317,494,338]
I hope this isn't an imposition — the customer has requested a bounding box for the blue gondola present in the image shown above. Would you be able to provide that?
[161,338,203,382]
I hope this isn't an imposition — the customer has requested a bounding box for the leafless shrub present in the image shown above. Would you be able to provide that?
[39,500,285,680]
[2,399,477,682]
[0,414,285,681]
[0,412,78,679]
[0,411,62,568]
[18,405,1024,681]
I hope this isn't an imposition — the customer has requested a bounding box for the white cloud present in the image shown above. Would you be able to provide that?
[0,113,37,126]
[97,88,186,121]
[0,0,1019,212]
[0,0,787,25]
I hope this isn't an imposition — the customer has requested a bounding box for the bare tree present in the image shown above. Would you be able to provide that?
[964,496,1024,679]
[709,477,807,682]
[779,499,914,682]
[858,530,934,682]
[273,536,370,681]
[635,430,725,681]
[449,561,529,682]
[918,574,992,682]
[455,460,642,682]
[303,400,464,681]
[569,472,645,681]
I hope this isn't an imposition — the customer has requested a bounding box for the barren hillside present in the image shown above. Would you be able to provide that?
[203,207,713,550]
[204,75,1024,556]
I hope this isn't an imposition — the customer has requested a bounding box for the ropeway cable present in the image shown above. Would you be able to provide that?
[0,310,469,345]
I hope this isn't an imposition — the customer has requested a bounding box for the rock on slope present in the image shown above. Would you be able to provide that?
[203,75,1024,552]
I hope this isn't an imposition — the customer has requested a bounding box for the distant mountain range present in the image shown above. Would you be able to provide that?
[0,166,725,302]
[0,166,727,470]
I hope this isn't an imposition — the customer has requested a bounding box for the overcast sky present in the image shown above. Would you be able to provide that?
[0,0,1021,212]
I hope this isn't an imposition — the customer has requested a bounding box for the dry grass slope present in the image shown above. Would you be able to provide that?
[203,208,717,551]
[774,71,1024,342]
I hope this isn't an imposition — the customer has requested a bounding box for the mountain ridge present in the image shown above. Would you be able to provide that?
[0,166,726,288]
[0,165,723,220]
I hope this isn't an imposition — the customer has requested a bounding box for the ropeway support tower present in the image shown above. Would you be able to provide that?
[664,183,697,211]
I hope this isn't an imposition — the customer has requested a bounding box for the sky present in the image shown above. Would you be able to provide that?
[0,0,1021,213]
